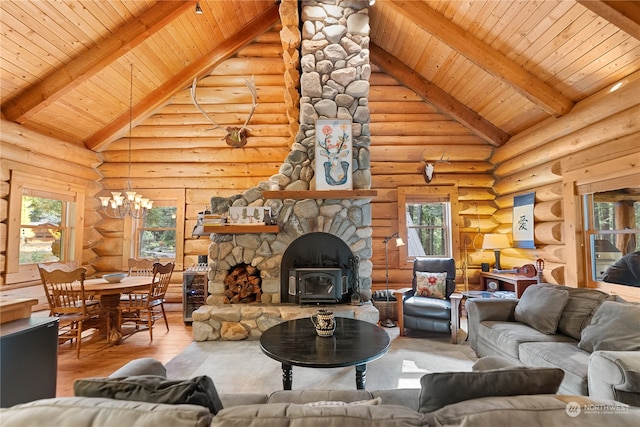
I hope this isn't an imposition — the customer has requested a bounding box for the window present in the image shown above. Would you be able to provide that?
[406,201,450,257]
[7,172,84,284]
[121,189,185,270]
[136,204,177,260]
[397,186,460,267]
[19,191,74,265]
[582,189,640,282]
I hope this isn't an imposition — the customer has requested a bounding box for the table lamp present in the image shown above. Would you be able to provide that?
[482,234,510,270]
[383,232,405,328]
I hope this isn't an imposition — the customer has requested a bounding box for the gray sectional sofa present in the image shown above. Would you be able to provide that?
[2,356,639,426]
[466,283,640,406]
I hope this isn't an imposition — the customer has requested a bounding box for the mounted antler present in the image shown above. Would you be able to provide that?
[422,151,451,183]
[190,75,258,148]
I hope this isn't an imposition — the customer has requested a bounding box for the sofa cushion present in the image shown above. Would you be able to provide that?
[74,374,223,414]
[518,341,590,396]
[415,271,447,299]
[514,285,569,334]
[417,366,564,413]
[536,284,612,340]
[578,301,640,352]
[425,395,640,427]
[476,321,575,360]
[209,403,427,427]
[0,397,213,427]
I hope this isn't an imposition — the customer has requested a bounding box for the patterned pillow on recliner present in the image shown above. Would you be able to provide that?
[415,272,447,299]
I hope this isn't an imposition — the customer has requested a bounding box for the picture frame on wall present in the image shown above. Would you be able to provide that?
[513,192,536,248]
[315,119,353,190]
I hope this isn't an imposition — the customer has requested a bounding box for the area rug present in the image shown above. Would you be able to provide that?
[165,328,477,393]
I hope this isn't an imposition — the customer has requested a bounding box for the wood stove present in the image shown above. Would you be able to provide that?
[280,232,355,304]
[288,267,350,304]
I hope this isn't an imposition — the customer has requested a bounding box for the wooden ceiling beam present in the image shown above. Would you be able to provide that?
[387,0,574,117]
[2,1,197,124]
[371,44,509,147]
[84,3,281,151]
[577,0,640,40]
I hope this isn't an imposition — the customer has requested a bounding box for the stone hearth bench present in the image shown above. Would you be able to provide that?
[191,303,379,341]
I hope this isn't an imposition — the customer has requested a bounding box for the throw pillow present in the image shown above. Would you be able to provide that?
[418,367,564,413]
[578,301,640,352]
[74,375,223,414]
[553,285,612,340]
[415,272,447,299]
[514,285,570,334]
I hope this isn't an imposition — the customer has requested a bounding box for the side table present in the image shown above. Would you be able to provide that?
[479,271,537,298]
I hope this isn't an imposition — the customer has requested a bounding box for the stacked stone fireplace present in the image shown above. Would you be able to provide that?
[192,1,378,341]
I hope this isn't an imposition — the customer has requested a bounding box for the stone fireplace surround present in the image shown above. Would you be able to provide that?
[191,1,378,341]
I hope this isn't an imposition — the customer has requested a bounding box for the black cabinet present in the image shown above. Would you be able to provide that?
[1,317,59,407]
[183,271,208,323]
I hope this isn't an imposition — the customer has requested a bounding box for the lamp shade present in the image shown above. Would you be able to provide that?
[482,234,510,250]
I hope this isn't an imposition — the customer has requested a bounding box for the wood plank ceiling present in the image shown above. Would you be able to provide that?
[1,0,639,151]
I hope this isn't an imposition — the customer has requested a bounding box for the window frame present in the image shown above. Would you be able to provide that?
[397,186,460,269]
[121,189,184,271]
[6,172,85,284]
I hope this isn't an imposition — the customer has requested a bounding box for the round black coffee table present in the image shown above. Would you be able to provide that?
[259,317,390,390]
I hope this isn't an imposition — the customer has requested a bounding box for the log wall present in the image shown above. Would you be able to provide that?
[95,27,290,301]
[0,120,101,287]
[489,71,640,302]
[368,67,495,292]
[3,26,638,305]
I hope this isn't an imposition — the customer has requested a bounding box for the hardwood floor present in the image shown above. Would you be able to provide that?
[33,303,193,397]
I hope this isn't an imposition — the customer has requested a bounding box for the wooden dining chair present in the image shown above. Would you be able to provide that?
[38,266,109,358]
[38,260,81,273]
[127,258,159,277]
[119,261,174,341]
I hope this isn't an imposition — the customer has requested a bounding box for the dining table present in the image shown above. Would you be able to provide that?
[83,276,152,345]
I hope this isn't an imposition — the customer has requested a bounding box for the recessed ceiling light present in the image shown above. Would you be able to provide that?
[195,2,203,15]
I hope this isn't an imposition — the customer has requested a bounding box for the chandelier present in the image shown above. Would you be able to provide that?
[100,64,153,219]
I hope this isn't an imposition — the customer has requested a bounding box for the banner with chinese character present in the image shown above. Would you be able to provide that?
[513,192,535,248]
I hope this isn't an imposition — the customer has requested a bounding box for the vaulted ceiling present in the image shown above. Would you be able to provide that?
[1,0,639,151]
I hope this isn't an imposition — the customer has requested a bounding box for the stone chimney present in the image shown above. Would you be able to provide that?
[206,0,374,304]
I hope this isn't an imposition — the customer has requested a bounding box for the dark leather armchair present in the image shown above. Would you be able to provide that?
[394,258,462,343]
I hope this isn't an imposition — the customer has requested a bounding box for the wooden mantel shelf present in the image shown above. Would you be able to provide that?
[262,190,377,200]
[203,225,280,234]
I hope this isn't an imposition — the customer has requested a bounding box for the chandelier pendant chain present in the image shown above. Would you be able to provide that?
[99,63,153,219]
